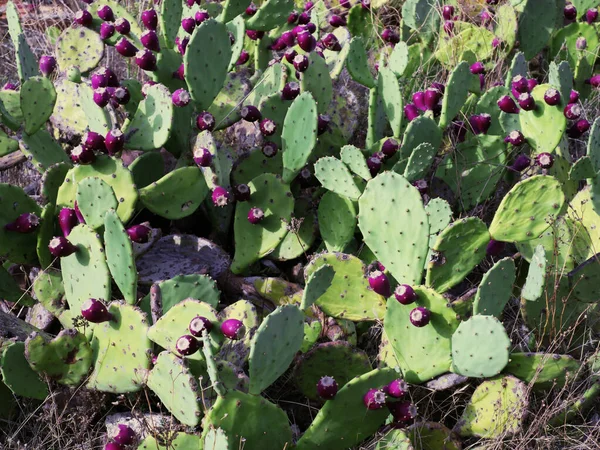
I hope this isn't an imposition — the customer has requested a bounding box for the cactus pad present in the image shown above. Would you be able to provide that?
[346,37,376,88]
[522,244,547,301]
[439,61,472,129]
[33,270,65,316]
[231,148,283,185]
[314,156,364,201]
[1,342,48,400]
[340,145,371,180]
[425,198,452,235]
[504,353,581,390]
[244,0,294,31]
[519,84,567,153]
[104,209,137,304]
[473,257,516,317]
[407,422,462,450]
[20,130,70,173]
[403,142,437,182]
[301,264,335,310]
[36,203,55,270]
[318,191,357,252]
[55,26,104,73]
[270,199,317,261]
[217,300,260,367]
[378,66,403,137]
[139,432,202,450]
[20,76,56,136]
[300,53,332,114]
[76,177,118,230]
[568,254,600,303]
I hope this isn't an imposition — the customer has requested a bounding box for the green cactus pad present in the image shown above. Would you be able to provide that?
[301,264,335,310]
[434,23,494,66]
[248,304,304,394]
[519,84,567,153]
[402,0,440,44]
[159,0,183,49]
[128,151,164,190]
[340,145,371,180]
[567,188,600,262]
[281,92,318,183]
[270,198,317,260]
[0,265,34,307]
[375,429,412,450]
[1,342,48,400]
[202,390,292,450]
[244,62,286,108]
[217,300,260,367]
[0,130,19,157]
[425,198,452,236]
[256,92,290,149]
[57,155,138,224]
[384,286,460,383]
[36,203,55,269]
[304,252,387,321]
[522,244,547,301]
[139,432,202,450]
[293,341,372,401]
[324,27,351,80]
[13,32,40,83]
[378,66,403,137]
[41,162,70,204]
[587,118,600,171]
[568,254,600,303]
[403,142,437,182]
[203,427,229,449]
[146,351,202,426]
[489,175,565,243]
[0,88,24,130]
[548,61,573,106]
[451,315,511,378]
[318,191,357,252]
[473,257,516,317]
[0,183,42,264]
[504,353,581,390]
[104,209,137,304]
[439,61,472,130]
[75,177,117,230]
[407,422,462,450]
[346,37,376,88]
[33,270,65,316]
[208,72,251,131]
[139,166,208,220]
[245,0,294,31]
[20,76,57,136]
[474,85,511,136]
[517,0,557,59]
[24,329,92,386]
[359,171,430,285]
[231,148,283,185]
[454,375,528,438]
[87,302,151,393]
[569,156,596,180]
[314,157,363,201]
[231,174,294,273]
[55,26,104,73]
[51,80,110,135]
[398,116,442,169]
[20,130,70,173]
[300,52,332,114]
[296,367,396,450]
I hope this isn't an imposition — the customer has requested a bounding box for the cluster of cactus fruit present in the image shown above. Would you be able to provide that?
[2,0,600,448]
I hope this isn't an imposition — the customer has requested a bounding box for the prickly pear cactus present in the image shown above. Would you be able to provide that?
[1,342,48,400]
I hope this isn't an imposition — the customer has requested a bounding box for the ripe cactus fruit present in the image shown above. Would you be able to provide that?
[97,4,114,21]
[247,207,265,224]
[409,306,431,327]
[423,88,441,110]
[535,152,554,169]
[113,424,135,446]
[469,113,492,134]
[443,20,454,35]
[4,212,40,233]
[486,239,505,256]
[100,22,115,40]
[197,111,216,131]
[293,54,309,72]
[39,55,56,76]
[297,30,317,52]
[262,141,277,157]
[141,30,160,52]
[404,104,419,121]
[115,38,137,57]
[511,75,529,93]
[564,103,582,120]
[126,224,150,243]
[93,87,110,107]
[329,14,346,27]
[112,86,130,105]
[364,388,387,410]
[105,443,122,450]
[394,284,417,305]
[212,186,231,207]
[517,92,535,111]
[282,82,300,100]
[497,95,519,113]
[172,88,191,107]
[81,298,113,323]
[381,138,399,157]
[115,18,131,35]
[233,184,251,201]
[412,91,426,111]
[189,316,213,336]
[386,379,408,398]
[317,376,338,399]
[70,145,95,165]
[442,5,454,20]
[322,33,342,51]
[175,335,200,356]
[195,10,210,24]
[470,61,485,74]
[366,155,382,177]
[505,130,525,146]
[105,130,124,155]
[221,318,245,340]
[182,17,196,34]
[193,147,213,167]
[82,131,105,151]
[135,49,157,71]
[388,401,417,422]
[259,118,277,136]
[569,90,579,103]
[241,105,262,122]
[368,270,391,297]
[236,50,250,65]
[74,10,93,26]
[48,236,77,257]
[58,208,78,237]
[564,4,577,20]
[586,8,598,23]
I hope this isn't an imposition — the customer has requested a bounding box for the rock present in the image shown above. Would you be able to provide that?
[25,303,55,331]
[105,412,175,444]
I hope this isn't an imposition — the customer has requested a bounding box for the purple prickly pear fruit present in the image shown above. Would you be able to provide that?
[236,50,250,65]
[293,54,309,72]
[412,179,428,194]
[113,86,130,105]
[292,24,308,36]
[386,379,408,398]
[297,31,317,52]
[442,5,454,20]
[126,224,151,243]
[564,103,582,120]
[381,28,400,44]
[105,129,124,155]
[536,152,554,169]
[510,153,530,171]
[504,130,525,146]
[284,48,297,64]
[3,82,18,90]
[92,87,109,108]
[270,38,287,51]
[486,239,505,256]
[321,33,342,51]
[361,0,371,10]
[262,141,278,158]
[100,22,115,40]
[517,93,535,111]
[141,8,158,30]
[246,29,264,40]
[245,3,258,15]
[404,104,419,121]
[39,56,56,76]
[492,37,501,48]
[59,208,78,237]
[366,155,381,177]
[81,298,113,323]
[135,49,157,71]
[281,82,300,100]
[388,401,417,423]
[82,131,106,152]
[368,270,391,297]
[340,0,351,8]
[221,319,245,340]
[443,20,454,35]
[196,112,216,131]
[469,113,492,135]
[511,75,529,94]
[97,4,114,21]
[364,388,386,410]
[141,30,160,52]
[394,284,417,305]
[212,186,231,207]
[329,14,346,27]
[182,17,196,34]
[75,10,93,27]
[480,9,492,26]
[412,91,426,111]
[497,95,519,114]
[381,138,399,157]
[48,236,77,258]
[70,145,96,164]
[469,61,485,75]
[544,88,561,106]
[113,424,135,446]
[576,37,587,50]
[317,114,330,135]
[564,4,577,20]
[91,68,111,89]
[115,37,137,57]
[587,74,600,87]
[177,36,190,55]
[234,184,251,202]
[307,22,317,34]
[115,18,131,35]
[175,64,185,80]
[316,376,338,399]
[424,88,441,110]
[189,316,213,336]
[4,212,40,233]
[259,118,277,136]
[574,119,591,134]
[74,202,85,224]
[175,335,200,356]
[241,105,262,122]
[586,8,598,23]
[280,31,295,47]
[305,1,314,11]
[409,306,431,327]
[172,89,191,107]
[194,147,213,167]
[298,11,310,24]
[247,207,264,224]
[288,11,299,24]
[105,443,123,450]
[527,78,538,91]
[453,120,467,142]
[430,81,445,94]
[195,10,210,24]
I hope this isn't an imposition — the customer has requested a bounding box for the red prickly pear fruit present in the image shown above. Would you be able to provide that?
[587,74,600,87]
[486,239,505,256]
[196,111,216,131]
[115,18,131,35]
[317,114,330,135]
[39,56,56,76]
[574,119,591,134]
[194,147,213,167]
[305,1,314,11]
[81,298,113,323]
[105,129,124,155]
[135,49,157,71]
[236,50,250,65]
[564,4,577,20]
[381,138,399,157]
[442,5,454,20]
[115,38,137,57]
[262,141,278,157]
[510,153,530,171]
[100,22,115,40]
[75,10,93,27]
[59,208,78,237]
[366,155,381,177]
[126,224,151,243]
[113,424,135,446]
[469,61,485,75]
[105,443,123,450]
[424,88,441,110]
[287,11,299,24]
[511,75,529,94]
[48,236,77,258]
[91,68,111,89]
[536,152,554,169]
[182,17,196,34]
[316,376,338,399]
[3,82,18,90]
[452,120,467,142]
[141,30,160,52]
[189,316,213,336]
[504,130,525,146]
[97,4,114,21]
[307,23,317,34]
[297,31,317,52]
[340,0,351,8]
[469,113,492,135]
[221,319,245,340]
[175,335,200,356]
[480,9,493,26]
[270,38,287,51]
[195,10,210,24]
[279,31,295,47]
[292,24,308,36]
[212,186,231,207]
[70,145,96,164]
[409,306,431,327]
[544,88,561,106]
[245,3,258,15]
[492,37,501,48]
[361,0,371,10]
[388,400,417,423]
[83,131,106,152]
[113,86,130,105]
[241,105,262,122]
[234,184,251,201]
[381,28,400,44]
[404,104,419,121]
[517,93,535,111]
[4,212,40,233]
[386,379,408,398]
[293,54,309,72]
[329,14,346,27]
[247,207,264,224]
[368,270,391,297]
[321,33,342,51]
[259,118,277,136]
[281,82,300,100]
[284,48,297,64]
[430,82,445,95]
[412,91,426,111]
[497,95,519,114]
[443,20,454,35]
[564,103,583,120]
[586,8,598,23]
[174,63,185,80]
[93,87,110,107]
[172,88,191,107]
[394,284,417,305]
[246,29,265,40]
[177,36,190,55]
[298,12,310,24]
[363,388,386,410]
[141,8,158,30]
